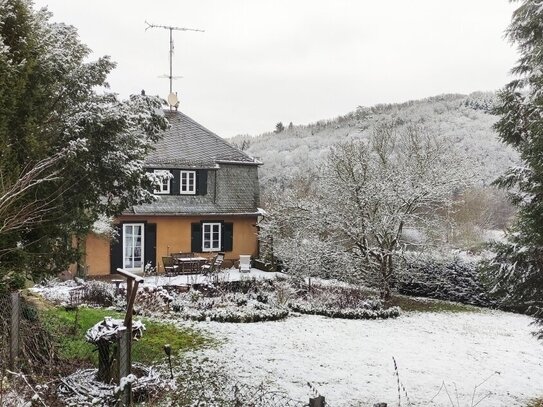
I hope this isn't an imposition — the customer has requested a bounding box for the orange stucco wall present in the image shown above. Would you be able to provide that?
[85,233,111,276]
[84,215,259,276]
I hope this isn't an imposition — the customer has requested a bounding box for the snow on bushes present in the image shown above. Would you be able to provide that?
[396,252,495,307]
[289,301,400,319]
[289,284,400,319]
[171,291,290,323]
[31,279,116,307]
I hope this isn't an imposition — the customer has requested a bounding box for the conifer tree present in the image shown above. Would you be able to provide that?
[487,0,543,337]
[0,0,167,287]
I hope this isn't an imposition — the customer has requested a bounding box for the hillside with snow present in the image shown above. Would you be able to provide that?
[231,92,518,188]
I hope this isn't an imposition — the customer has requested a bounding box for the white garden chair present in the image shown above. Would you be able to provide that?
[239,255,251,273]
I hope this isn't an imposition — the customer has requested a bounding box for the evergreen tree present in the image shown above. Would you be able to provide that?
[0,0,167,288]
[486,0,543,338]
[274,122,284,133]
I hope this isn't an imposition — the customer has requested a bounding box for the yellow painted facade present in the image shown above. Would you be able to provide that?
[84,215,259,276]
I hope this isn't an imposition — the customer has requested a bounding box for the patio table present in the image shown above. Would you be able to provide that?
[174,256,207,273]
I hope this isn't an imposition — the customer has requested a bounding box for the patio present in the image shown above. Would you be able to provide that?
[142,268,285,287]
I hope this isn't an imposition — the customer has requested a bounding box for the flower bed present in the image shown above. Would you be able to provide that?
[178,306,289,323]
[287,283,401,319]
[289,301,400,319]
[171,292,290,323]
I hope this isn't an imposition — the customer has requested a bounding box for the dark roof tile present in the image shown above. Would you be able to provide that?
[145,110,257,166]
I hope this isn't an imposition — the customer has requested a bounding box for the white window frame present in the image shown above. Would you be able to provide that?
[122,223,145,273]
[153,170,171,194]
[180,170,196,195]
[202,222,221,252]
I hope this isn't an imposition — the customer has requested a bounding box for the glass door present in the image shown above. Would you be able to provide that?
[123,223,144,273]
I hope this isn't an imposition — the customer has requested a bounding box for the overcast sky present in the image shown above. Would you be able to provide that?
[34,0,519,138]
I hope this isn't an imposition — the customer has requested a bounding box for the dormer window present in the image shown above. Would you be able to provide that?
[180,170,196,194]
[153,170,171,194]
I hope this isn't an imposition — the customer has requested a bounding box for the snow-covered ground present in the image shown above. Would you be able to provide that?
[31,271,543,406]
[183,310,543,407]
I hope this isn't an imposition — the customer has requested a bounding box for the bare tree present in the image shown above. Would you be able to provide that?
[321,124,469,299]
[0,145,81,253]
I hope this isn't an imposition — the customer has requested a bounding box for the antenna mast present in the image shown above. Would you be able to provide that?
[145,21,204,108]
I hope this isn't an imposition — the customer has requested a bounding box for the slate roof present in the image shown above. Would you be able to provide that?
[145,110,259,167]
[125,109,261,216]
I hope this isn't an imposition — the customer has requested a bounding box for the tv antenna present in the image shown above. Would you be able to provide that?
[145,21,204,108]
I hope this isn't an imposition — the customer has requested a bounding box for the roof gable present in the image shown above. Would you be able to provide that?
[145,110,257,167]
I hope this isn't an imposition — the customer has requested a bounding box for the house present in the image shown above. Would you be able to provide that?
[83,110,262,275]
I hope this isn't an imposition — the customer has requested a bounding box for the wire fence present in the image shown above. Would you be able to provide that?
[0,292,12,375]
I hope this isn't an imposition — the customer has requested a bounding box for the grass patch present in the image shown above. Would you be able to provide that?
[42,306,209,365]
[351,286,480,313]
[386,294,481,313]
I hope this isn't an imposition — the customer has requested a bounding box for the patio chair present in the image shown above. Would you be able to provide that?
[201,252,225,274]
[162,256,179,275]
[238,255,251,273]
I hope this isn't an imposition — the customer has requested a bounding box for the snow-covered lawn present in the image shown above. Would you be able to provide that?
[183,310,543,407]
[31,272,543,406]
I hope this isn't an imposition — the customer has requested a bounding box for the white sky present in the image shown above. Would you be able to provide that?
[33,0,518,138]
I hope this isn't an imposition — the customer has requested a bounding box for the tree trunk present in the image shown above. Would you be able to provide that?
[96,342,112,383]
[379,253,394,301]
[379,257,391,301]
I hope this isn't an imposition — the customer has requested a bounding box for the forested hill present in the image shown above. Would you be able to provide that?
[230,92,518,187]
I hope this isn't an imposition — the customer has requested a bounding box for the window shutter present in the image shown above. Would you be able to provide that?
[222,222,233,252]
[109,224,123,273]
[196,170,208,196]
[191,223,202,252]
[171,170,180,195]
[144,223,157,269]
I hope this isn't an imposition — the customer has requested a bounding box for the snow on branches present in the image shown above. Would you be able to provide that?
[264,123,470,300]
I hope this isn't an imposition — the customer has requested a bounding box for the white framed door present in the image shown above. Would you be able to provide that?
[123,223,144,273]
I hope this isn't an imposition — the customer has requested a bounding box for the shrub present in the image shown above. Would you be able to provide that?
[289,301,400,319]
[396,252,495,307]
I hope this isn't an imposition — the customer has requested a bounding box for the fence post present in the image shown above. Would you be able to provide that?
[118,327,132,406]
[309,395,325,407]
[9,292,20,370]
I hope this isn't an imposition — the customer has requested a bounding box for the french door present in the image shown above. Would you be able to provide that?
[123,223,144,272]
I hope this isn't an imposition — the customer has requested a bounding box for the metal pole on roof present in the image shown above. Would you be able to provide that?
[145,21,204,109]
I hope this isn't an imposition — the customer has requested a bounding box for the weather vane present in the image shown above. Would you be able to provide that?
[145,21,204,109]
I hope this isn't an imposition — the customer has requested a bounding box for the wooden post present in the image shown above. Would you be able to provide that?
[309,396,325,407]
[9,292,20,370]
[118,327,131,406]
[126,279,133,303]
[115,267,144,406]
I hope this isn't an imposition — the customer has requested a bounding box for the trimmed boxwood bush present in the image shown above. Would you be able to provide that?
[289,301,400,319]
[176,307,289,323]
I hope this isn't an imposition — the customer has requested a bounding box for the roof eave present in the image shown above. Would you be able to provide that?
[215,159,263,166]
[122,211,261,217]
